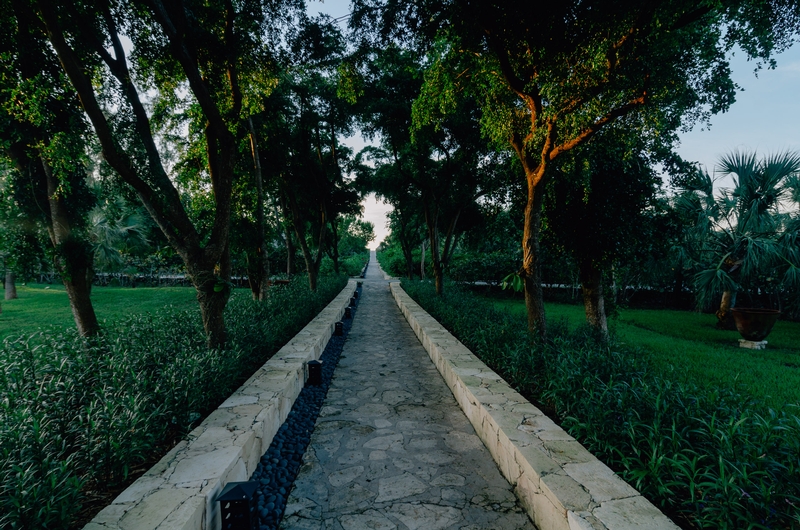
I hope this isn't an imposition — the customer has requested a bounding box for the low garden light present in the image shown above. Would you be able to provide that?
[216,481,258,530]
[344,307,352,319]
[334,321,344,336]
[307,360,322,385]
[349,297,356,307]
[353,290,359,298]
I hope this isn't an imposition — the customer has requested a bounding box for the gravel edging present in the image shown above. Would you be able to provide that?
[82,280,357,530]
[248,285,361,529]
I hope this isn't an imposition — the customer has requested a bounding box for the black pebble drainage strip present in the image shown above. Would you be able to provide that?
[248,284,360,530]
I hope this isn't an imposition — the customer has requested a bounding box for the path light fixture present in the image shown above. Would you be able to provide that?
[357,281,363,287]
[353,290,359,298]
[307,360,323,385]
[350,297,356,307]
[216,481,258,530]
[334,321,344,336]
[344,307,352,319]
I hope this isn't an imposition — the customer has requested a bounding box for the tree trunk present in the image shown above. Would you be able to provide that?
[423,197,445,295]
[716,290,737,330]
[188,246,231,349]
[194,278,230,349]
[396,216,415,279]
[329,215,340,275]
[420,240,426,280]
[579,259,608,335]
[42,155,100,337]
[433,261,444,295]
[248,117,269,301]
[286,230,296,275]
[280,198,297,275]
[288,194,325,292]
[400,239,413,279]
[5,271,17,300]
[62,259,98,337]
[520,174,548,338]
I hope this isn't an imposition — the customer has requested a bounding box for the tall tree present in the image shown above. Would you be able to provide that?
[544,128,666,335]
[257,16,359,290]
[28,0,298,346]
[357,45,499,293]
[679,151,800,328]
[1,0,100,335]
[356,0,800,337]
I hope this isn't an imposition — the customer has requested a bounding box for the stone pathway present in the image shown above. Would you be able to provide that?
[280,253,536,530]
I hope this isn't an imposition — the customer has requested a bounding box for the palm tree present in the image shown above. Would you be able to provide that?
[90,200,150,280]
[684,150,800,328]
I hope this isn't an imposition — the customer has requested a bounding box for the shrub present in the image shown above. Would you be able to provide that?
[0,274,347,529]
[401,280,800,529]
[319,252,369,277]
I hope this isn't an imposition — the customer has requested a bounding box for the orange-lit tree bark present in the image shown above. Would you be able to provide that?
[362,0,799,337]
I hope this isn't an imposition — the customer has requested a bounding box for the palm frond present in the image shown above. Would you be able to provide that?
[694,267,739,308]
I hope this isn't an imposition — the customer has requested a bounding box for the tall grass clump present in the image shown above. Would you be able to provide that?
[0,274,347,529]
[401,280,800,529]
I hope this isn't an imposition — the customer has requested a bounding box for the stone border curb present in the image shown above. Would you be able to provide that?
[390,283,679,530]
[84,280,357,530]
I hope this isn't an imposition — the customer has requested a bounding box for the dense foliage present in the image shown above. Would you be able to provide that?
[401,280,800,529]
[0,274,347,529]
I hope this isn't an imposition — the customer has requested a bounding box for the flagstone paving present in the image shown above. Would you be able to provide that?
[280,254,536,530]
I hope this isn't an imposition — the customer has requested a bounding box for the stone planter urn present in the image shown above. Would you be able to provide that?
[731,308,780,348]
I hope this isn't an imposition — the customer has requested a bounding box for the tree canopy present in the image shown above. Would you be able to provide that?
[352,0,800,336]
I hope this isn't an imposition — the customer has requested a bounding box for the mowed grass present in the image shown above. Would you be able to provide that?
[488,297,800,409]
[0,283,198,341]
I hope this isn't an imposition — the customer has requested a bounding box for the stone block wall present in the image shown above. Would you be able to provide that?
[390,283,679,530]
[84,280,356,530]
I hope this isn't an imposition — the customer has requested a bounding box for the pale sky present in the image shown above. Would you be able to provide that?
[308,1,800,248]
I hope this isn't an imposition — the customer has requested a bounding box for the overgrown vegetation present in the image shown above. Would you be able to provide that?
[0,274,347,529]
[402,280,800,529]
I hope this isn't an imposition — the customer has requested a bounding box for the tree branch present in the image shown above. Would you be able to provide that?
[549,93,647,161]
[35,0,199,256]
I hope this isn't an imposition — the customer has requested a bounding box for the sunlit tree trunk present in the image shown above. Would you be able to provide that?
[716,290,737,330]
[521,175,547,338]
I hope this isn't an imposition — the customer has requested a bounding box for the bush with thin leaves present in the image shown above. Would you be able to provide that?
[402,280,800,529]
[0,274,347,529]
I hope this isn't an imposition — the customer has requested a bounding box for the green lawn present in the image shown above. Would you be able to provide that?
[488,297,800,409]
[0,283,198,341]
